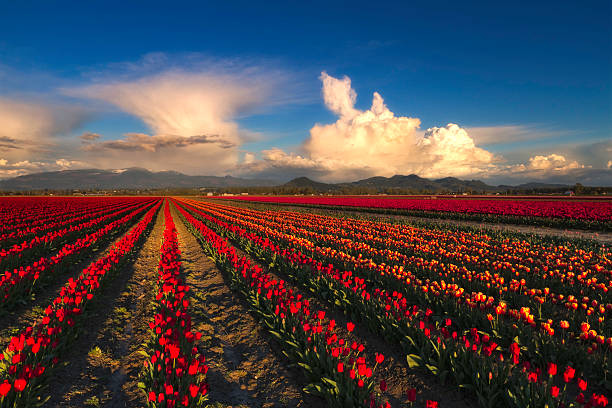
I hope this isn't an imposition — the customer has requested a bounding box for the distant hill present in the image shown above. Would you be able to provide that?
[282,176,333,190]
[281,174,504,193]
[1,168,604,193]
[0,168,277,191]
[499,182,571,190]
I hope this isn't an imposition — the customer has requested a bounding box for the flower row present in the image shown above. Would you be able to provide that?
[177,199,609,407]
[0,200,156,308]
[0,200,161,407]
[174,201,391,408]
[140,200,209,407]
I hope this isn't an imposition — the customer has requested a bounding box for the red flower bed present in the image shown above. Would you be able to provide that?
[175,201,392,407]
[0,200,157,307]
[140,200,209,407]
[221,196,612,221]
[0,200,161,407]
[178,198,610,407]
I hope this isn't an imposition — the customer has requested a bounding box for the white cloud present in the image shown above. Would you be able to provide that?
[64,61,299,175]
[0,158,87,179]
[67,69,279,142]
[243,152,256,165]
[55,159,85,169]
[79,132,101,142]
[0,97,89,168]
[241,72,497,181]
[523,154,583,171]
[320,72,358,119]
[0,97,86,143]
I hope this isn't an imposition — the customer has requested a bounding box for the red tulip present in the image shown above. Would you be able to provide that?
[14,378,26,392]
[563,366,575,383]
[406,388,417,402]
[0,381,11,396]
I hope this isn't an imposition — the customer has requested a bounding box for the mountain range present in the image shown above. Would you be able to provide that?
[0,167,584,192]
[0,168,277,191]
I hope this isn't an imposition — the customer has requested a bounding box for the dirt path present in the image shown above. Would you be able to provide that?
[171,203,320,408]
[46,206,165,408]
[216,200,612,244]
[0,208,151,351]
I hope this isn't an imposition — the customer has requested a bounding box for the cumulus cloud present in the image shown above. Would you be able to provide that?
[240,72,496,181]
[523,154,583,172]
[320,72,358,119]
[471,152,601,185]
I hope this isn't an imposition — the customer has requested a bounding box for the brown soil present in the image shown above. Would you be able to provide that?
[44,206,165,407]
[180,201,474,408]
[171,203,322,408]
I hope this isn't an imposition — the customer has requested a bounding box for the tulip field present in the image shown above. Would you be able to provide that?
[221,196,612,231]
[0,196,609,407]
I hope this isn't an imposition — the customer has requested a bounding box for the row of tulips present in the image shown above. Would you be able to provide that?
[139,200,209,407]
[0,197,149,236]
[240,203,611,296]
[0,200,156,309]
[176,199,609,407]
[196,201,610,332]
[219,196,612,230]
[0,199,161,407]
[0,197,118,233]
[173,201,392,408]
[185,200,611,383]
[197,201,610,339]
[0,200,151,271]
[0,199,132,248]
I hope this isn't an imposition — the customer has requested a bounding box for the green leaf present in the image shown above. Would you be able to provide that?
[406,354,423,368]
[298,362,313,373]
[284,340,299,349]
[321,377,338,388]
[268,330,282,340]
[425,363,439,376]
[303,383,325,396]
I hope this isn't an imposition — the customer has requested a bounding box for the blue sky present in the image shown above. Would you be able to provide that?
[0,1,610,184]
